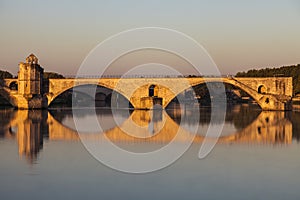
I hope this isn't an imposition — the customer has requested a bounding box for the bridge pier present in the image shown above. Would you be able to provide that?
[257,95,292,111]
[15,95,48,109]
[139,96,163,110]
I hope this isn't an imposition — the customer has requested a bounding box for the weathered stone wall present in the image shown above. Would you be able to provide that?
[234,77,293,96]
[46,77,293,110]
[1,76,294,110]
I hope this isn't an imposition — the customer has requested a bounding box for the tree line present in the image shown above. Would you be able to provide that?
[0,70,64,79]
[0,70,13,79]
[236,64,300,95]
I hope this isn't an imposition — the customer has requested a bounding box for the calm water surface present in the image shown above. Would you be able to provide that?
[0,104,300,200]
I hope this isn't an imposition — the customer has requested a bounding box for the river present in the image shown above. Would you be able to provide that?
[0,104,300,200]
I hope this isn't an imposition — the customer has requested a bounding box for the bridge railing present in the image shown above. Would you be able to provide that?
[63,74,235,79]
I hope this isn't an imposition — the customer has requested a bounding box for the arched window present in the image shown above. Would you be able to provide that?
[149,85,158,97]
[9,81,18,91]
[258,85,266,94]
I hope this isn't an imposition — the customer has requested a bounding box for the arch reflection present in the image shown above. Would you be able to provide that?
[0,107,296,164]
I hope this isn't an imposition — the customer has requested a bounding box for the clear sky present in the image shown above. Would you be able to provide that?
[0,0,299,75]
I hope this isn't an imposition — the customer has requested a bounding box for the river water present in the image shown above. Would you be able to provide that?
[0,104,300,200]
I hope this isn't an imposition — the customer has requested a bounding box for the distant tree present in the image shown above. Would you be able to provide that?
[0,70,13,79]
[43,72,65,79]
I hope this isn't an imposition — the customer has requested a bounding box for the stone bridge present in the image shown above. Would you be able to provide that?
[46,76,293,110]
[0,54,294,110]
[1,76,293,110]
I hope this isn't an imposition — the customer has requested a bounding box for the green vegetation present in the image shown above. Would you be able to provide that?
[1,70,64,79]
[0,70,13,79]
[236,64,300,95]
[43,72,65,79]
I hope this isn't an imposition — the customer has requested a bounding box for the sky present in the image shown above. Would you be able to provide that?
[0,0,300,76]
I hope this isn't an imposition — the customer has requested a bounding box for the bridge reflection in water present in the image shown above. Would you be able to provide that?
[0,105,295,163]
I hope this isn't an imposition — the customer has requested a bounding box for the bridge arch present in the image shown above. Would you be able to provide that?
[47,83,132,108]
[166,78,269,109]
[9,81,18,91]
[258,85,266,94]
[0,88,16,107]
[213,78,270,109]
